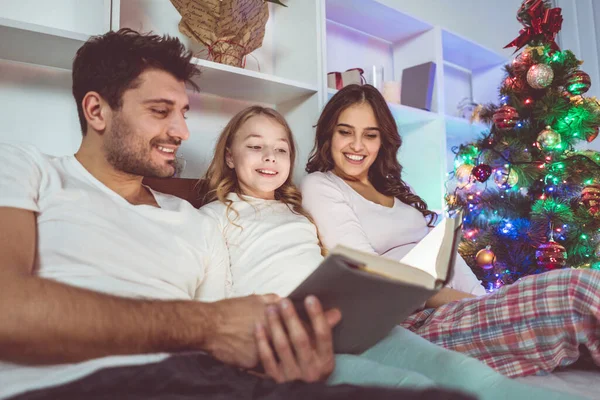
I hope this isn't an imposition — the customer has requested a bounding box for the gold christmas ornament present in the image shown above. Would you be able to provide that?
[527,64,554,89]
[476,246,496,270]
[446,194,458,207]
[536,126,561,151]
[455,164,474,188]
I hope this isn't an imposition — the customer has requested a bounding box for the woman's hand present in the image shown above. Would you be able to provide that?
[255,296,341,383]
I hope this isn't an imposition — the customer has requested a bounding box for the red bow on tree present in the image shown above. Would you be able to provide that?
[504,0,563,52]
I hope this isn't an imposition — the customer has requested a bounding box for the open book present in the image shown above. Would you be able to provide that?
[288,212,463,354]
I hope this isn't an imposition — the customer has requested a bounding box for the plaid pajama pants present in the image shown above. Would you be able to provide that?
[400,268,600,378]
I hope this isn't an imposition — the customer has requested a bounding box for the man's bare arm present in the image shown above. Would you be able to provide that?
[0,207,274,367]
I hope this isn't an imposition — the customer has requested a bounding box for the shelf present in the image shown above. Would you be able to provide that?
[442,29,507,72]
[192,58,318,104]
[327,88,439,128]
[0,17,89,70]
[0,19,317,105]
[325,0,432,43]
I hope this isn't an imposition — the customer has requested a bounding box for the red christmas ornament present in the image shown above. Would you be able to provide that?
[472,164,493,183]
[503,77,523,91]
[587,127,599,143]
[566,70,592,95]
[536,239,567,270]
[493,105,519,130]
[581,184,600,216]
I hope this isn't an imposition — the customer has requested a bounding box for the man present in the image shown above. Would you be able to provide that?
[0,29,471,400]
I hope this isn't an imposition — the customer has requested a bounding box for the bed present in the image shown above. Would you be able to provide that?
[518,369,600,399]
[146,177,600,399]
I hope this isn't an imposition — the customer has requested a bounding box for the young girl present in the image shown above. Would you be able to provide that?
[197,106,322,298]
[196,105,576,400]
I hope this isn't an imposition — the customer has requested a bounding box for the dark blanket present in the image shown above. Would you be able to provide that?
[11,352,475,400]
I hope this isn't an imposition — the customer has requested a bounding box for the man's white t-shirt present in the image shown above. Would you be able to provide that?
[0,143,228,399]
[199,193,323,298]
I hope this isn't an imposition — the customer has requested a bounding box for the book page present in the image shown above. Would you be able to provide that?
[330,246,436,288]
[398,218,447,279]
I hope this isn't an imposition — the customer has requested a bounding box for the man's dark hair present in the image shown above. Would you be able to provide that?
[72,28,200,135]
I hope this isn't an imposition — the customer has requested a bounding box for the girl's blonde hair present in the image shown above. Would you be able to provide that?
[198,106,322,251]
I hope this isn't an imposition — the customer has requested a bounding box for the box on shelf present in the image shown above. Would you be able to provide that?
[400,62,436,111]
[327,68,366,90]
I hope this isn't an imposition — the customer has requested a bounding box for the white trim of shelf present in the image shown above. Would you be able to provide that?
[191,58,319,104]
[327,87,439,128]
[104,0,113,32]
[110,0,121,31]
[0,17,90,70]
[443,60,473,75]
[325,19,392,45]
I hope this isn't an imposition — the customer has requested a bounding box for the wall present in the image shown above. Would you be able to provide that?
[3,0,597,165]
[549,0,600,151]
[555,0,600,99]
[378,0,524,57]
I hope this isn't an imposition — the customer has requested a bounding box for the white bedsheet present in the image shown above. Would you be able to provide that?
[517,370,600,399]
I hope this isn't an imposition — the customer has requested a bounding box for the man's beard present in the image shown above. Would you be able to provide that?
[104,114,179,178]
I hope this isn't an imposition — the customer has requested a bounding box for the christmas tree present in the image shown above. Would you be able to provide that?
[447,0,600,291]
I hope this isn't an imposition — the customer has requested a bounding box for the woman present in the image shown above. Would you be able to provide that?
[301,84,600,378]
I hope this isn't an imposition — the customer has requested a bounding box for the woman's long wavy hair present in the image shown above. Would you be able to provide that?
[305,84,437,226]
[198,106,321,235]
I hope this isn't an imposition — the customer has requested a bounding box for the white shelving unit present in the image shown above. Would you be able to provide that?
[0,0,509,209]
[323,0,507,209]
[0,18,89,70]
